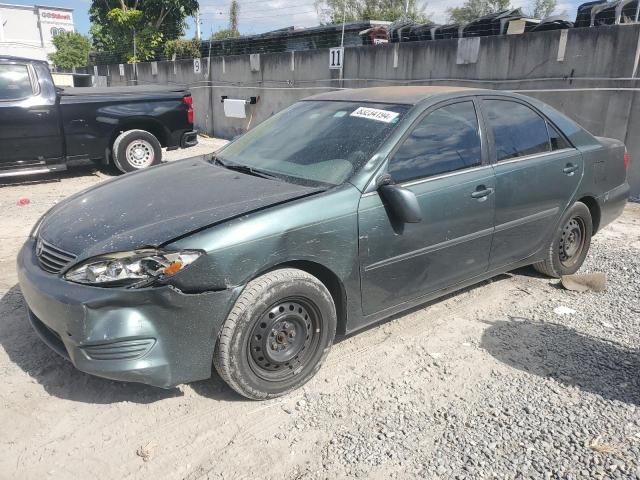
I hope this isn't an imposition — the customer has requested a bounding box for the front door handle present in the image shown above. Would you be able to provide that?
[29,108,50,117]
[563,163,579,175]
[471,186,494,200]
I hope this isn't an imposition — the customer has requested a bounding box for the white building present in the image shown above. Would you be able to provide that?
[0,3,75,61]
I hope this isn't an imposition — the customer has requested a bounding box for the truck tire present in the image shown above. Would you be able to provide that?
[533,202,593,278]
[112,129,162,173]
[213,268,337,400]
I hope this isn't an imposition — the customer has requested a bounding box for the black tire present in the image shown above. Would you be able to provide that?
[112,129,162,173]
[213,268,337,400]
[533,201,593,278]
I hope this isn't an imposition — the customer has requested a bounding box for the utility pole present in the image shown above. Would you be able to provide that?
[195,10,201,40]
[340,0,346,47]
[404,0,409,15]
[133,29,138,84]
[339,0,346,86]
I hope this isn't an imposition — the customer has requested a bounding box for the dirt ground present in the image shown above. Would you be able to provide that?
[0,142,638,479]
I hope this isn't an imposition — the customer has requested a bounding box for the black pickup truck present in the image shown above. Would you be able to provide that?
[0,56,197,176]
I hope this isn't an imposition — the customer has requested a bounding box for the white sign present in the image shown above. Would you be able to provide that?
[37,7,74,46]
[373,38,388,45]
[329,47,343,70]
[350,107,399,123]
[38,9,74,24]
[193,58,201,74]
[119,64,125,76]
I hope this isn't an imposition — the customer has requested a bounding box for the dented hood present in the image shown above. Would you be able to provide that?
[38,157,320,260]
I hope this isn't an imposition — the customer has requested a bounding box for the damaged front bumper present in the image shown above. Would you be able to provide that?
[17,238,239,388]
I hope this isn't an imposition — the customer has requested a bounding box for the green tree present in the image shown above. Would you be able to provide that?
[163,38,201,59]
[447,0,511,24]
[90,0,199,63]
[530,0,557,18]
[48,31,92,68]
[229,0,239,35]
[210,1,240,40]
[211,28,240,40]
[316,0,430,24]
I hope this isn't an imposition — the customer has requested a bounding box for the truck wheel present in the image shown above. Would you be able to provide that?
[213,268,337,400]
[112,129,162,173]
[533,201,593,278]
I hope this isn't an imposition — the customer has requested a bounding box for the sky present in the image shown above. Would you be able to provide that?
[6,0,584,37]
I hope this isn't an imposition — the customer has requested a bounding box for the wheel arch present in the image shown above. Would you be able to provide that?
[577,195,601,233]
[258,260,349,336]
[108,118,169,155]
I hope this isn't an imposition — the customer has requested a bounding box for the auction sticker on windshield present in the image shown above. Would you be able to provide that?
[350,107,400,123]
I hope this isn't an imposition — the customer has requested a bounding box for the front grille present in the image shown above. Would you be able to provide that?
[36,237,77,274]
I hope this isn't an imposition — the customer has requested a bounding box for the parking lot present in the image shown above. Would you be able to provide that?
[0,139,639,479]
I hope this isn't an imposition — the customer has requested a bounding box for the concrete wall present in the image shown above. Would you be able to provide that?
[94,24,640,194]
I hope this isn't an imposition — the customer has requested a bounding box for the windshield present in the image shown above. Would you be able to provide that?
[215,100,409,186]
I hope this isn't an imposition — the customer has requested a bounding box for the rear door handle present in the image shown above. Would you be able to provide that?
[563,163,579,175]
[471,186,494,200]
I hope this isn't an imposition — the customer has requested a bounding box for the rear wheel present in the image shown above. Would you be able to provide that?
[533,202,592,278]
[213,268,337,400]
[112,129,162,173]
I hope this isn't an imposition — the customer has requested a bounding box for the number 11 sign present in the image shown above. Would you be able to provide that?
[329,47,344,70]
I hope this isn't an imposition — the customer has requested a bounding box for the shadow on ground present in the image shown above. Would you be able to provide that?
[481,317,640,405]
[0,285,240,404]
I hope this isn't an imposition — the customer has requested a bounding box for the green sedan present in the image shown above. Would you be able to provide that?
[18,87,630,399]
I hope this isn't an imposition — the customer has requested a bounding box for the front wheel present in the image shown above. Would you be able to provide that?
[213,269,337,400]
[112,129,162,173]
[533,201,593,278]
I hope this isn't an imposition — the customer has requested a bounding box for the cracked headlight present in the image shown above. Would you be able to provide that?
[64,250,203,287]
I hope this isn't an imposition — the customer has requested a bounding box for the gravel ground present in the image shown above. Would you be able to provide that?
[0,148,638,480]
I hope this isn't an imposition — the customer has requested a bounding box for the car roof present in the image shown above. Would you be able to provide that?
[0,56,48,64]
[307,86,490,105]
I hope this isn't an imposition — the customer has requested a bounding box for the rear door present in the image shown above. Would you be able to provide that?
[479,97,583,269]
[0,62,63,169]
[358,98,496,315]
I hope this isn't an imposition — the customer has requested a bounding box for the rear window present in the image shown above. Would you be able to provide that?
[0,64,34,100]
[547,122,571,150]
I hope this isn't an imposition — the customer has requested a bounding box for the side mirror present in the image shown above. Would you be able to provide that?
[377,174,422,224]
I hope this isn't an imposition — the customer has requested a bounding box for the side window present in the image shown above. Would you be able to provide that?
[483,99,550,161]
[389,101,482,183]
[547,122,570,150]
[0,64,34,101]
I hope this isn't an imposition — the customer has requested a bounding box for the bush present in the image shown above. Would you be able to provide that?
[163,39,201,60]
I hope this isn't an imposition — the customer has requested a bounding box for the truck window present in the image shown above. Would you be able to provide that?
[0,64,34,101]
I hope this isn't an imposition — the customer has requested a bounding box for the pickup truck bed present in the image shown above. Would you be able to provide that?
[0,56,197,177]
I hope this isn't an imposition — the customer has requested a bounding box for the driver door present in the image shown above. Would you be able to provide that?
[358,99,496,315]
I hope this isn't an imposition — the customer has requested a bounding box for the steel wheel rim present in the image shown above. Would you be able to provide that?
[559,216,586,268]
[125,140,154,168]
[248,298,321,381]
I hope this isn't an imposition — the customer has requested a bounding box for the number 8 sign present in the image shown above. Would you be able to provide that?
[329,47,344,70]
